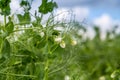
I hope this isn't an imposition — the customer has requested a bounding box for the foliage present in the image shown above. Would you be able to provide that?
[0,0,120,80]
[0,0,11,15]
[39,0,58,14]
[0,0,75,80]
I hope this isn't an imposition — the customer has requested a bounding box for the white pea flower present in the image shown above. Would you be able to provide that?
[40,32,45,38]
[111,72,116,78]
[60,41,66,48]
[99,76,105,80]
[65,75,70,80]
[54,36,62,43]
[111,70,119,78]
[71,40,77,46]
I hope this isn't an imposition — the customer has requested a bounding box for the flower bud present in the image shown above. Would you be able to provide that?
[99,76,105,80]
[111,70,119,78]
[71,40,77,46]
[65,75,70,80]
[60,41,66,48]
[54,36,62,43]
[40,32,45,38]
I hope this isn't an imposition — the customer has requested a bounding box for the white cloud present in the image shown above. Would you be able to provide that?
[93,14,113,39]
[93,13,120,32]
[78,26,95,40]
[0,16,3,23]
[93,14,113,32]
[72,7,89,21]
[30,0,42,13]
[54,6,89,22]
[10,0,40,14]
[93,14,120,39]
[54,8,71,21]
[86,27,95,39]
[10,0,22,14]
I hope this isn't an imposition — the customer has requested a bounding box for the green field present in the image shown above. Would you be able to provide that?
[0,0,120,80]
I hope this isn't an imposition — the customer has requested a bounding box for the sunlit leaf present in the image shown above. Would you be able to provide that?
[5,17,14,34]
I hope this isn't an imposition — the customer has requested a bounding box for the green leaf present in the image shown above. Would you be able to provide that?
[20,0,31,10]
[35,63,44,80]
[25,62,36,75]
[46,1,58,12]
[0,0,11,15]
[5,17,14,34]
[38,0,58,14]
[17,12,31,24]
[1,39,11,59]
[20,0,28,6]
[39,4,48,14]
[24,12,31,23]
[0,56,5,63]
[0,0,11,8]
[17,14,23,22]
[0,5,11,15]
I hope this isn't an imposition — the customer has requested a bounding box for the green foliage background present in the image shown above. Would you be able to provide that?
[0,0,120,80]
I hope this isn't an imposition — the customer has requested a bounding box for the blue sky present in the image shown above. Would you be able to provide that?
[53,0,120,38]
[0,0,119,22]
[0,0,119,38]
[53,0,120,36]
[55,0,120,20]
[7,0,120,22]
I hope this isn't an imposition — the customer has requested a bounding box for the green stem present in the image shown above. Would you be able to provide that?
[4,15,6,26]
[0,72,37,78]
[43,58,49,80]
[0,39,4,57]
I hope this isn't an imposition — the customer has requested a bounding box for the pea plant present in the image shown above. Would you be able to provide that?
[0,0,77,80]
